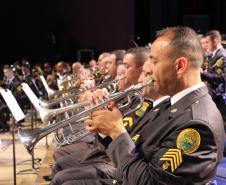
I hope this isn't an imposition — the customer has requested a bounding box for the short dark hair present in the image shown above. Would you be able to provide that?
[156,26,203,68]
[126,47,149,67]
[3,65,13,70]
[205,30,221,42]
[111,49,126,65]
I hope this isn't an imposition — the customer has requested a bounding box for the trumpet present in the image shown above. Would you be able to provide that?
[38,101,90,124]
[41,91,135,146]
[18,80,153,154]
[39,77,124,108]
[39,75,80,99]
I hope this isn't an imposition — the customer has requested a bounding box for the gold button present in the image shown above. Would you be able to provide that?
[153,108,159,112]
[171,108,177,113]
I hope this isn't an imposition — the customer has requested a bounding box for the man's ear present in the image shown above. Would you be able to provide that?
[175,57,188,74]
[213,39,219,47]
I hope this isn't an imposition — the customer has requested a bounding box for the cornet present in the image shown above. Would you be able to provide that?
[18,80,153,154]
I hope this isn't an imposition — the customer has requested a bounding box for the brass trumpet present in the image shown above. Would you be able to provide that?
[18,80,153,154]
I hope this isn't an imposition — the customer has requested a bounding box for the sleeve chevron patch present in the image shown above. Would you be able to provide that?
[131,134,140,142]
[160,149,183,173]
[123,117,133,128]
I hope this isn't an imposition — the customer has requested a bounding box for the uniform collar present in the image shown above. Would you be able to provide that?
[212,45,223,57]
[167,85,208,118]
[171,82,205,106]
[153,96,170,108]
[7,76,15,83]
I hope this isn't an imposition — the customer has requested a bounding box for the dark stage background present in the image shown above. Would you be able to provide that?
[0,0,226,65]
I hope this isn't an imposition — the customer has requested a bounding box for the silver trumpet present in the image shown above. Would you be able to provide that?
[18,80,153,154]
[38,101,90,124]
[39,77,124,108]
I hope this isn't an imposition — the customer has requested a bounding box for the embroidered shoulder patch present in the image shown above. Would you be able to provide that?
[160,148,183,173]
[176,128,201,154]
[135,102,149,117]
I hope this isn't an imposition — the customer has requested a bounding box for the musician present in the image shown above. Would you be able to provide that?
[43,62,53,78]
[200,35,212,72]
[88,59,97,71]
[201,30,226,122]
[105,50,126,80]
[21,62,43,98]
[115,63,126,91]
[72,62,82,76]
[95,52,111,84]
[2,65,27,111]
[105,53,118,80]
[56,61,68,79]
[32,64,48,97]
[51,49,167,185]
[66,27,224,185]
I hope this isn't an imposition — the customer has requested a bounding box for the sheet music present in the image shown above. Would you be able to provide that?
[39,75,54,94]
[0,88,25,122]
[21,83,41,112]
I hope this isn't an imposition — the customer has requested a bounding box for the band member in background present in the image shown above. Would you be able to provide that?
[201,30,226,122]
[2,65,27,111]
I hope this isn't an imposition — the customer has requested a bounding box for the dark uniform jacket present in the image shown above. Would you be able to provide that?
[0,98,10,130]
[4,77,28,110]
[201,47,226,121]
[5,77,22,98]
[107,86,224,185]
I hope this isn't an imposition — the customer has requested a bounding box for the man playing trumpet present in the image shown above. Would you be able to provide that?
[63,27,224,185]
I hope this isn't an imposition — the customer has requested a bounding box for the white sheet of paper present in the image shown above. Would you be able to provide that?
[0,88,25,122]
[39,75,54,94]
[21,83,41,112]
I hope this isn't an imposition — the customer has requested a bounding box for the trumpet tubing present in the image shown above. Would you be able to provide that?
[39,77,124,108]
[39,101,90,124]
[54,128,91,145]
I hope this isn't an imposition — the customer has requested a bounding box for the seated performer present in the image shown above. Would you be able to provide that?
[63,27,224,185]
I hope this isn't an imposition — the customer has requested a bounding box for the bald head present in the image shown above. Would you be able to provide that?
[72,62,82,74]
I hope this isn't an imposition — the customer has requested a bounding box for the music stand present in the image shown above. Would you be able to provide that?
[15,83,51,174]
[0,88,25,185]
[21,83,49,148]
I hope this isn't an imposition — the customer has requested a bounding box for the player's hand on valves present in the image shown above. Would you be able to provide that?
[85,107,126,140]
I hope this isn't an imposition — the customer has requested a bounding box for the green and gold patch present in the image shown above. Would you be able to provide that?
[176,128,201,154]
